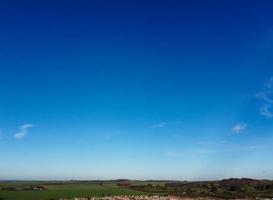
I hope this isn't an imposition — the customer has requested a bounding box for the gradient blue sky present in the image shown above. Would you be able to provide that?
[1,0,273,180]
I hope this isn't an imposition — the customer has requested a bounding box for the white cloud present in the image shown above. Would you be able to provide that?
[232,123,246,134]
[98,130,121,140]
[152,122,167,128]
[14,124,34,139]
[166,145,264,158]
[166,151,186,158]
[257,77,273,119]
[256,92,273,104]
[196,141,209,145]
[265,77,273,89]
[196,140,227,145]
[259,104,273,118]
[151,121,181,128]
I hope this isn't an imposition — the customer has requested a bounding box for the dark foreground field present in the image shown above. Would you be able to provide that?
[0,181,152,200]
[1,179,273,200]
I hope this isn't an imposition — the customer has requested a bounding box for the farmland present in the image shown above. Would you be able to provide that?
[1,178,273,200]
[0,181,152,200]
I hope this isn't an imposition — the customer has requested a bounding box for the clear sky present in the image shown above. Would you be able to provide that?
[0,0,273,181]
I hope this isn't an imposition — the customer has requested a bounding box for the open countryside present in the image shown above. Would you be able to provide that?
[1,179,273,200]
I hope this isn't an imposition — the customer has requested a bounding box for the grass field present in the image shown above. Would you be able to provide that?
[0,181,150,200]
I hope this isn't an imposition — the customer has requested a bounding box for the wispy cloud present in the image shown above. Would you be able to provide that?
[99,130,120,140]
[151,121,181,128]
[196,140,227,145]
[166,151,186,158]
[256,92,273,104]
[166,145,264,158]
[259,104,273,118]
[14,124,34,139]
[256,77,273,119]
[196,141,209,145]
[232,123,246,134]
[265,76,273,89]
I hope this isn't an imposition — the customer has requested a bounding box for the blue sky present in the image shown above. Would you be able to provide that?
[0,0,273,180]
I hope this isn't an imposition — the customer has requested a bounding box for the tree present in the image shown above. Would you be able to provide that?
[211,185,218,193]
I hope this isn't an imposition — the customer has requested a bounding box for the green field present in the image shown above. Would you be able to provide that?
[0,181,150,200]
